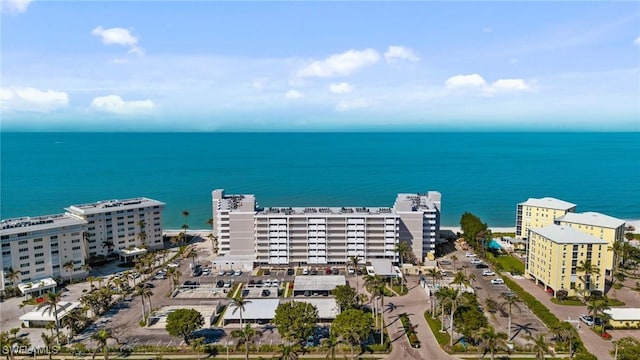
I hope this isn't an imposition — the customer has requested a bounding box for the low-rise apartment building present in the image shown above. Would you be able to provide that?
[555,211,625,275]
[1,214,88,292]
[212,189,441,265]
[526,225,607,297]
[516,197,577,239]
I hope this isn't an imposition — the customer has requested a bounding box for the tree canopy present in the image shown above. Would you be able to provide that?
[612,337,640,360]
[331,285,358,312]
[165,308,204,345]
[273,302,318,345]
[331,309,373,347]
[460,212,488,249]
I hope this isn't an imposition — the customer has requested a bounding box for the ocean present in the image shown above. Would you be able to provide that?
[1,132,638,228]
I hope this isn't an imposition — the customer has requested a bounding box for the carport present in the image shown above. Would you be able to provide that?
[294,298,339,322]
[19,301,80,327]
[293,275,346,296]
[222,298,279,326]
[367,259,402,280]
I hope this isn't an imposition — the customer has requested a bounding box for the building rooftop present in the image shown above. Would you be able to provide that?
[257,206,396,216]
[556,212,625,229]
[530,225,608,244]
[17,278,58,295]
[369,259,400,277]
[65,197,165,215]
[0,214,86,235]
[293,275,346,292]
[519,197,576,210]
[294,298,340,320]
[604,308,640,321]
[394,192,441,212]
[19,301,81,322]
[223,298,280,322]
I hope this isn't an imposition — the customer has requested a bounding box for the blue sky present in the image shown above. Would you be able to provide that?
[1,1,639,131]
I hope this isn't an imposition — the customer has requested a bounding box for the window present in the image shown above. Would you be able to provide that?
[33,238,43,243]
[18,248,28,253]
[35,260,44,265]
[72,246,80,251]
[19,255,29,260]
[18,240,28,245]
[51,236,58,240]
[51,242,58,248]
[71,239,80,244]
[51,250,59,255]
[35,253,44,257]
[34,245,43,250]
[20,263,29,268]
[71,232,80,236]
[36,267,45,272]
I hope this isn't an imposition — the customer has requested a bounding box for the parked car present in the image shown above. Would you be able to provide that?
[347,266,355,274]
[167,263,179,268]
[579,314,594,326]
[265,279,272,287]
[202,269,211,276]
[287,268,295,276]
[332,268,339,275]
[271,280,279,287]
[490,278,505,285]
[192,268,202,277]
[234,270,242,276]
[325,267,332,275]
[263,269,271,275]
[262,289,271,297]
[465,252,477,257]
[476,263,489,269]
[482,270,495,276]
[302,268,309,275]
[310,269,318,275]
[218,270,226,276]
[470,258,483,265]
[216,280,224,288]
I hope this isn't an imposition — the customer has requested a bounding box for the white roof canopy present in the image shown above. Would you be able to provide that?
[18,278,57,295]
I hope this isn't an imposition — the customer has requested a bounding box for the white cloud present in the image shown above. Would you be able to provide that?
[509,58,519,64]
[329,82,353,94]
[634,36,640,46]
[285,90,304,99]
[0,0,32,14]
[336,99,370,111]
[297,49,379,78]
[90,95,154,114]
[485,79,533,94]
[91,26,144,55]
[384,46,420,63]
[0,87,69,112]
[445,74,487,89]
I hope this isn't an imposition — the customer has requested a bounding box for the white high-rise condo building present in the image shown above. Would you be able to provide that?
[212,189,441,265]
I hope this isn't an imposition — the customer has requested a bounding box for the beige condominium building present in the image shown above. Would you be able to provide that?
[212,189,441,266]
[1,214,88,292]
[527,225,607,297]
[1,197,165,293]
[554,211,625,275]
[516,197,577,239]
[65,197,165,257]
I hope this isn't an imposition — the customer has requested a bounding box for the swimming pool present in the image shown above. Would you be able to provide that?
[488,239,503,250]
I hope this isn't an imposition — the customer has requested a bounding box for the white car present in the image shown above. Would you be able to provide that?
[218,270,226,276]
[490,278,505,285]
[167,263,179,268]
[347,266,355,274]
[465,252,476,257]
[271,280,279,287]
[234,270,242,276]
[482,270,495,276]
[579,314,594,326]
[470,258,483,265]
[302,268,309,275]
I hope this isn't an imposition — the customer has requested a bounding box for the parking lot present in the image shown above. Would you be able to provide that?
[439,249,548,347]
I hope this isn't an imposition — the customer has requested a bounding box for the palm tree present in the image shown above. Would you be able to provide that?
[187,248,198,268]
[499,292,522,340]
[440,287,465,347]
[274,342,302,360]
[608,241,626,284]
[190,337,205,360]
[64,261,75,283]
[37,291,62,343]
[586,298,610,330]
[576,260,600,299]
[5,267,21,285]
[230,295,252,328]
[395,241,411,271]
[451,255,458,271]
[135,285,153,325]
[321,333,344,360]
[91,329,115,360]
[230,324,262,360]
[484,297,498,313]
[348,255,362,294]
[450,271,469,291]
[474,326,508,360]
[81,263,92,274]
[41,333,56,360]
[427,268,442,288]
[182,210,190,241]
[529,333,554,360]
[102,241,114,254]
[0,328,31,360]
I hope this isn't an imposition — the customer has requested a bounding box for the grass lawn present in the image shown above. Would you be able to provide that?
[551,297,584,306]
[391,284,408,296]
[493,255,525,274]
[424,311,450,347]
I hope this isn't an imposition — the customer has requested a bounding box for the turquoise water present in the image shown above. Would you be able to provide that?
[488,239,503,250]
[1,132,638,228]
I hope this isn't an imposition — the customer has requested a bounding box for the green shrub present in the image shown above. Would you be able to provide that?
[424,311,450,348]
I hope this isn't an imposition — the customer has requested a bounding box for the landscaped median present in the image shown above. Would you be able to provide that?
[399,313,420,348]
